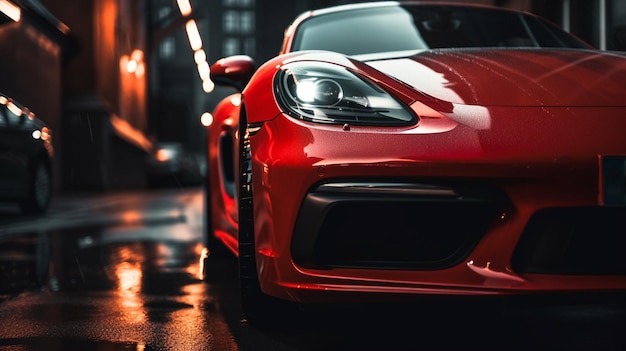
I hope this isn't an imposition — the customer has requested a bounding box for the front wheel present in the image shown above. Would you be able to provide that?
[238,118,266,320]
[19,158,52,215]
[237,117,295,324]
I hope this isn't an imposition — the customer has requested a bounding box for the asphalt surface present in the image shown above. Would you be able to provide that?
[0,187,624,351]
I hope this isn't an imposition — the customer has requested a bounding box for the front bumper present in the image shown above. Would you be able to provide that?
[248,113,626,302]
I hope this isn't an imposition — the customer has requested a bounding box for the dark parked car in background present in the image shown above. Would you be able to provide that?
[145,142,205,188]
[0,93,53,214]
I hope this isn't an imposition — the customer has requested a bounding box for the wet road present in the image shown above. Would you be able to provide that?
[0,187,625,350]
[0,187,239,350]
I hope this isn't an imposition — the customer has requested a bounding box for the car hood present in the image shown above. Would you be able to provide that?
[365,48,626,107]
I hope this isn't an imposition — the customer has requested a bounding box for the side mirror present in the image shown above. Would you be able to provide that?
[210,55,255,91]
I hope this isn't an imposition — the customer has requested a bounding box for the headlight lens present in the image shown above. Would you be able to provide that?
[275,62,417,126]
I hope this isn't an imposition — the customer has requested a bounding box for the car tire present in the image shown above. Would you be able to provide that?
[19,158,52,215]
[238,117,265,320]
[237,115,295,325]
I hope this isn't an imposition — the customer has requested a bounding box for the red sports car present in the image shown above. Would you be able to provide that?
[207,1,626,319]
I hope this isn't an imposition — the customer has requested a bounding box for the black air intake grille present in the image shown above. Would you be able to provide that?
[512,207,626,275]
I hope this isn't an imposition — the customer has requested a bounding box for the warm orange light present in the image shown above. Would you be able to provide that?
[131,49,143,62]
[110,115,153,152]
[156,149,172,162]
[6,101,21,116]
[57,22,70,35]
[41,126,50,141]
[0,96,7,105]
[0,0,21,22]
[111,247,146,325]
[200,112,213,127]
[116,261,142,293]
[126,59,138,73]
[185,20,202,51]
[176,0,192,16]
[121,210,142,224]
[119,55,129,71]
[197,246,209,280]
[134,62,145,78]
[120,50,145,77]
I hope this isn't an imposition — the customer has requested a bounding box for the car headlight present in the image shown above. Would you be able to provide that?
[274,62,417,126]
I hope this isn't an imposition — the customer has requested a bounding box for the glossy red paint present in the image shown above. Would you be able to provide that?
[244,105,626,301]
[207,2,626,307]
[211,55,256,90]
[207,93,240,256]
[371,49,626,106]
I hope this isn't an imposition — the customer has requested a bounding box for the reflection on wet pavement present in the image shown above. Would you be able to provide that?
[0,188,196,237]
[0,337,157,350]
[0,233,46,300]
[0,188,240,351]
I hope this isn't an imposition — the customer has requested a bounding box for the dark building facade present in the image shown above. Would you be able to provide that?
[532,0,626,51]
[148,0,209,154]
[39,0,153,191]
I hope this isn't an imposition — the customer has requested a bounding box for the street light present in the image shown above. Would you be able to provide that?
[0,0,20,22]
[185,20,202,51]
[120,49,145,78]
[176,0,192,17]
[175,0,215,94]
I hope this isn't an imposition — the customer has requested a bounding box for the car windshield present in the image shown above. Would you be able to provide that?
[291,5,590,56]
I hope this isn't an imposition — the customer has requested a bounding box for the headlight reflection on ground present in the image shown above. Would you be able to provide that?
[114,246,146,324]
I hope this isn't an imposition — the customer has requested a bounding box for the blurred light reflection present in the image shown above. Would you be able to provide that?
[113,247,147,325]
[202,79,215,93]
[200,112,213,127]
[116,261,142,294]
[7,101,22,116]
[176,0,192,16]
[194,49,206,64]
[121,210,142,224]
[0,0,20,22]
[185,20,202,51]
